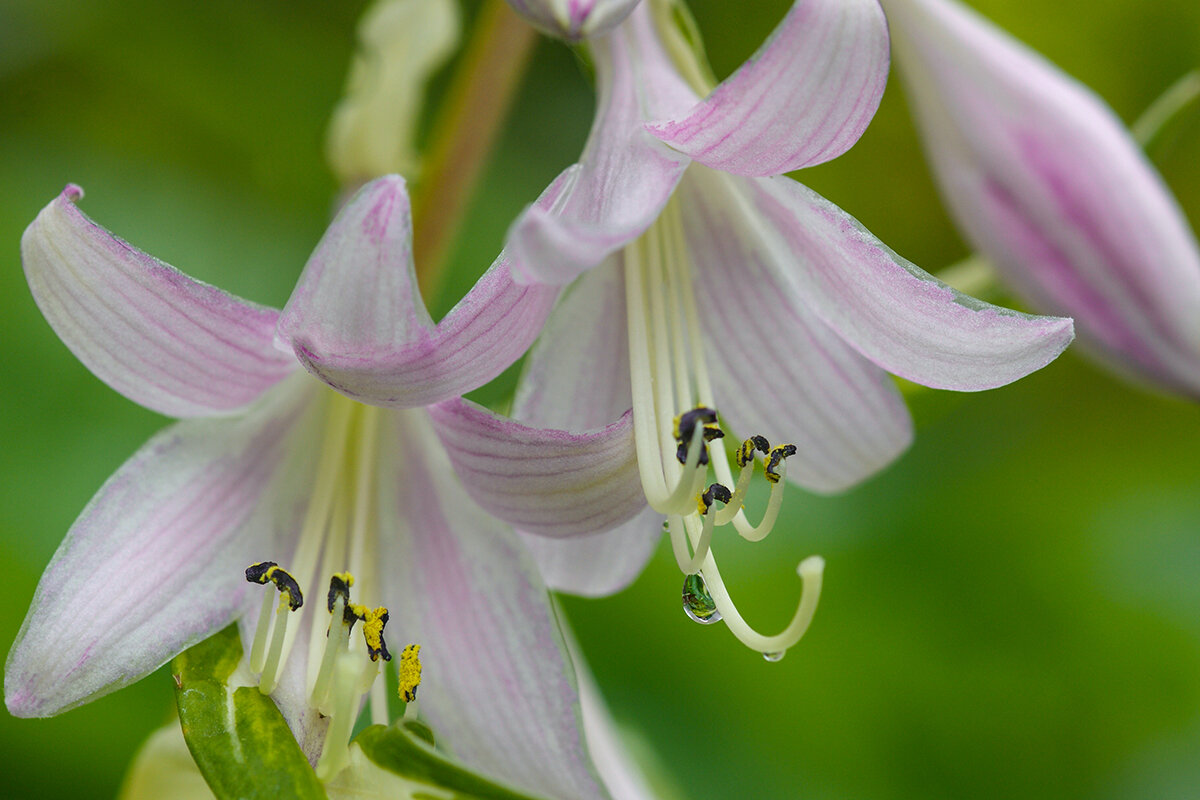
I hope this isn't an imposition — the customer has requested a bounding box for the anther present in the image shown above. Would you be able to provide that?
[359,607,391,663]
[327,572,353,612]
[737,435,771,468]
[697,482,733,516]
[399,644,422,704]
[764,444,797,484]
[674,407,724,465]
[246,561,303,611]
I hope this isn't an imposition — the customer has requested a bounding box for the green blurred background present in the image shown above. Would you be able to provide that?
[2,0,1200,797]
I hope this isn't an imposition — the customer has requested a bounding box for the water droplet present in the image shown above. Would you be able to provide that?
[681,573,722,624]
[762,651,785,663]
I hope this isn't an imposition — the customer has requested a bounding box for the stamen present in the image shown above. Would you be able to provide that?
[764,444,798,484]
[249,585,276,674]
[311,573,356,712]
[715,436,770,526]
[737,436,771,468]
[245,562,304,693]
[398,644,422,705]
[358,607,392,663]
[700,554,826,656]
[698,482,732,516]
[327,572,354,610]
[674,407,724,466]
[670,483,731,574]
[314,647,369,782]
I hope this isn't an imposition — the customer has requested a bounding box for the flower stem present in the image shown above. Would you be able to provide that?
[411,0,538,302]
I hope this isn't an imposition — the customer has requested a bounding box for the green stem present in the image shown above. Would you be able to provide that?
[411,0,538,302]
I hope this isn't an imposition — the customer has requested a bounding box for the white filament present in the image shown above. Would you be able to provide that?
[624,197,827,657]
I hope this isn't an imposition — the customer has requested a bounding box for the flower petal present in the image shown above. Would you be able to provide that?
[505,0,640,41]
[647,0,890,176]
[518,507,663,597]
[21,185,297,418]
[377,410,609,800]
[676,171,913,492]
[726,170,1075,391]
[428,399,644,539]
[883,0,1200,396]
[5,376,323,718]
[508,260,662,594]
[506,5,694,285]
[513,255,633,430]
[280,178,560,407]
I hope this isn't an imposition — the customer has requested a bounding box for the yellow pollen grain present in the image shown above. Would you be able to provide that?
[361,607,388,661]
[398,644,422,703]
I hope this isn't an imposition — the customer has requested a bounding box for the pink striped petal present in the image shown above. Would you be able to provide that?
[278,176,431,372]
[5,377,323,718]
[377,410,609,800]
[677,170,913,492]
[281,179,560,407]
[428,398,645,538]
[506,5,694,285]
[513,255,632,430]
[883,0,1200,396]
[21,185,297,418]
[647,0,890,176]
[518,507,663,597]
[735,170,1075,391]
[505,0,640,41]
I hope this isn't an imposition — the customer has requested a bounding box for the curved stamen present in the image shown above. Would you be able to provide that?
[669,483,731,574]
[715,436,770,525]
[701,554,825,655]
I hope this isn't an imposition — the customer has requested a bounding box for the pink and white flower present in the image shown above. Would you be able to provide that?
[6,177,646,798]
[881,0,1200,397]
[483,0,1075,657]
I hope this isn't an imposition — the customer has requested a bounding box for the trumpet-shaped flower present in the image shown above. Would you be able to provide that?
[880,0,1200,397]
[503,0,641,41]
[6,177,647,799]
[477,0,1075,657]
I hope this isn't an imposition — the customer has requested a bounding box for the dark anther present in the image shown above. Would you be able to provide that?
[737,435,771,468]
[245,561,278,584]
[674,407,724,466]
[327,573,354,613]
[699,482,733,515]
[764,444,798,484]
[245,562,303,610]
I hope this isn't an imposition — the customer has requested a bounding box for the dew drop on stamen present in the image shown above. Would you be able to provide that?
[681,572,722,624]
[762,651,785,663]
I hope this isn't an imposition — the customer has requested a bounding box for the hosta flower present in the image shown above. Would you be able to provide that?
[484,0,1075,657]
[503,0,640,41]
[6,177,644,798]
[880,0,1200,397]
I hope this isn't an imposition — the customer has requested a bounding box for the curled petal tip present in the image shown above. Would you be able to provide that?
[62,184,84,202]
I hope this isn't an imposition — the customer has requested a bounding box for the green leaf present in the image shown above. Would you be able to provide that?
[172,625,328,800]
[355,722,550,800]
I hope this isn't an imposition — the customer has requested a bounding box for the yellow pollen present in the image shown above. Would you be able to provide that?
[359,606,390,662]
[398,644,422,703]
